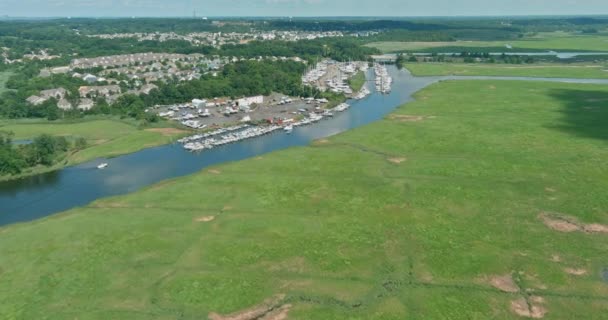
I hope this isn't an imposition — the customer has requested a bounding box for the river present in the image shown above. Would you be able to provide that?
[2,67,608,226]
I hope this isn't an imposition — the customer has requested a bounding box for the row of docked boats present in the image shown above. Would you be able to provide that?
[354,86,370,100]
[334,103,350,112]
[181,103,349,152]
[184,125,282,151]
[374,63,392,94]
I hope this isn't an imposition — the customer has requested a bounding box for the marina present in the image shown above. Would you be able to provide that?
[180,102,349,152]
[374,63,392,94]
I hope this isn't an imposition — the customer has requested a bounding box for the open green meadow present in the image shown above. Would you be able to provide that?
[366,33,608,53]
[404,63,608,78]
[1,80,608,319]
[0,119,186,180]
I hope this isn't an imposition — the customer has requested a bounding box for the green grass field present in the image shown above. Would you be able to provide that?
[366,34,608,53]
[1,80,608,319]
[348,71,366,92]
[0,71,13,94]
[0,119,186,180]
[404,63,608,79]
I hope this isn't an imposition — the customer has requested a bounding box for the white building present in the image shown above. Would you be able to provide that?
[237,95,263,107]
[192,99,207,108]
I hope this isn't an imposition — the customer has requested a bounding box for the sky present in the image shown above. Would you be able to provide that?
[1,0,608,18]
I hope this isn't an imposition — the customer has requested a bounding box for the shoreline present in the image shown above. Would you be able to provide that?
[4,69,608,226]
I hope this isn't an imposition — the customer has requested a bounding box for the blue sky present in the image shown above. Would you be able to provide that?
[1,0,607,17]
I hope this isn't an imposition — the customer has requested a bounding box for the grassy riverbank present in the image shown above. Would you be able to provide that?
[348,71,366,92]
[1,80,608,319]
[366,33,608,53]
[0,118,187,181]
[404,63,608,79]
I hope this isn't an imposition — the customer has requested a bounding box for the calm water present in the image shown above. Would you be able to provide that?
[2,67,608,226]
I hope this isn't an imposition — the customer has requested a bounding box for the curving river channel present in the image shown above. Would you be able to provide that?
[2,66,608,226]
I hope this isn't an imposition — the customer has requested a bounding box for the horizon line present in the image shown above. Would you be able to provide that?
[2,14,608,19]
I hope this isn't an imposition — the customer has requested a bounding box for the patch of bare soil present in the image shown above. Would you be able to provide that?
[313,139,330,145]
[195,216,215,223]
[388,114,425,122]
[145,128,188,136]
[583,224,608,234]
[539,212,608,234]
[91,201,128,208]
[489,274,520,293]
[208,169,222,175]
[550,254,561,263]
[511,297,547,319]
[208,294,288,320]
[387,157,407,164]
[260,304,291,320]
[489,85,497,90]
[564,268,587,276]
[544,187,556,193]
[538,212,580,233]
[530,296,545,304]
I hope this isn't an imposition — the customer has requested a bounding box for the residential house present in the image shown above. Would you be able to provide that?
[57,99,72,110]
[79,85,121,98]
[26,87,68,106]
[77,98,94,110]
[237,95,264,107]
[26,95,46,106]
[83,74,98,83]
[40,88,67,100]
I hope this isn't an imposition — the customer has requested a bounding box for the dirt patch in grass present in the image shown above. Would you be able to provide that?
[91,201,128,208]
[550,254,561,263]
[259,304,291,320]
[195,216,215,223]
[144,128,188,136]
[544,187,556,193]
[564,268,587,276]
[208,294,288,320]
[510,297,547,319]
[313,139,331,145]
[530,296,545,304]
[583,224,608,234]
[539,212,608,234]
[489,85,497,90]
[388,114,426,122]
[489,274,520,293]
[387,157,407,164]
[538,212,580,233]
[208,169,222,175]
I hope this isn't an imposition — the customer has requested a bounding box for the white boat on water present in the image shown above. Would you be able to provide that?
[97,163,108,169]
[284,125,294,133]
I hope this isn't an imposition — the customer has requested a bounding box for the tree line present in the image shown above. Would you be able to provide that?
[0,131,86,176]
